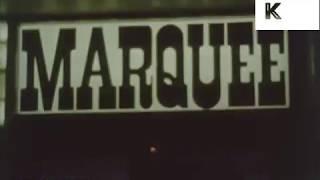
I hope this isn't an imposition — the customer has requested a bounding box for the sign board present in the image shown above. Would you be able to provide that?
[16,16,289,114]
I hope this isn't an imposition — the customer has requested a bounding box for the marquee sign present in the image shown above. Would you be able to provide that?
[16,16,289,114]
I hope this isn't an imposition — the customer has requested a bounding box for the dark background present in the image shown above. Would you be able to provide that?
[1,1,320,180]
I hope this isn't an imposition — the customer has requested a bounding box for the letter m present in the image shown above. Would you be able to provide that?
[20,29,75,111]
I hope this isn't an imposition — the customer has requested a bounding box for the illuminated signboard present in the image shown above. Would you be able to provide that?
[16,16,289,114]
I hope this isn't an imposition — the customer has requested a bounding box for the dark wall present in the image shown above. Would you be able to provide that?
[1,1,320,179]
[0,0,253,15]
